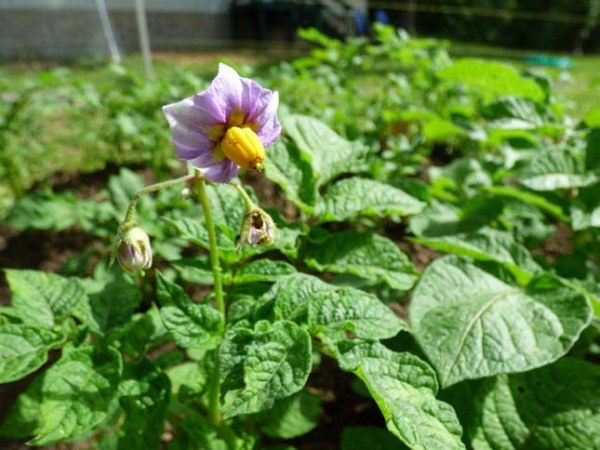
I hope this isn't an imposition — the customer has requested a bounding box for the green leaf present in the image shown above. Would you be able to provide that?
[305,231,417,291]
[438,59,545,101]
[170,408,228,450]
[6,269,87,327]
[0,375,43,439]
[334,341,465,450]
[156,274,221,349]
[284,114,368,186]
[413,227,541,285]
[268,273,337,321]
[308,288,405,340]
[171,256,213,285]
[118,359,170,450]
[265,140,317,212]
[410,256,592,387]
[232,259,297,285]
[463,358,600,450]
[220,321,312,418]
[0,325,62,384]
[257,389,322,439]
[572,183,600,230]
[317,177,424,223]
[341,427,407,450]
[518,148,598,191]
[167,361,207,395]
[74,266,142,333]
[29,345,122,445]
[107,168,145,216]
[482,185,566,220]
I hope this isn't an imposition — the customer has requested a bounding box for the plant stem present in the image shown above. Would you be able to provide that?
[123,173,194,223]
[229,181,257,210]
[197,179,226,428]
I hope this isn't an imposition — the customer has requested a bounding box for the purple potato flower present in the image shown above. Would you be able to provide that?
[163,63,282,183]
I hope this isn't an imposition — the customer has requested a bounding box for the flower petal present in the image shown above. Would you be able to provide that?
[240,79,282,147]
[190,157,239,183]
[208,63,244,122]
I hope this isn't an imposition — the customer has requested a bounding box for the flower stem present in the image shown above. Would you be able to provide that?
[197,179,226,428]
[229,181,257,210]
[123,174,195,223]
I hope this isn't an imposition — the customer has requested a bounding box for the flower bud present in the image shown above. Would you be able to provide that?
[238,207,276,248]
[116,225,153,272]
[220,126,265,172]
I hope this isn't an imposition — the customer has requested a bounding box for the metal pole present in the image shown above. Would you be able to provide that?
[135,0,154,78]
[94,0,121,63]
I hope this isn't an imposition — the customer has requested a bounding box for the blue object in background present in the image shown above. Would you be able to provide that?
[374,9,391,25]
[354,10,368,35]
[523,54,573,69]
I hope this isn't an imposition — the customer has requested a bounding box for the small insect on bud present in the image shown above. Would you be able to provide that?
[115,225,153,272]
[238,207,276,248]
[220,126,265,172]
[180,186,191,198]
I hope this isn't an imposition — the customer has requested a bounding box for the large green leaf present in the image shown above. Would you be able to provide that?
[410,256,592,387]
[334,341,465,450]
[232,259,297,285]
[156,274,221,349]
[29,345,122,445]
[269,273,337,321]
[414,227,541,285]
[0,374,43,439]
[308,288,405,340]
[438,59,545,101]
[257,389,322,439]
[317,177,424,222]
[220,321,312,418]
[461,358,600,449]
[305,231,417,291]
[0,325,63,384]
[6,269,87,327]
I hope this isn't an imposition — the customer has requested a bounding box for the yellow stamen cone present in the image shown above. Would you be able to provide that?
[220,126,265,172]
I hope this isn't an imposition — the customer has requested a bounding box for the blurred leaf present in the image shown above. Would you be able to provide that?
[257,389,322,439]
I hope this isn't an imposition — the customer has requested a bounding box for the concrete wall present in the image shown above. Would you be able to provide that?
[0,0,233,60]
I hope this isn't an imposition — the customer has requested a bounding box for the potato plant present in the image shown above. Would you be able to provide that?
[1,27,599,450]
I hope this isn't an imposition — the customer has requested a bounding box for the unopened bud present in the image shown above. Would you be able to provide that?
[116,225,153,272]
[220,126,265,172]
[238,207,276,248]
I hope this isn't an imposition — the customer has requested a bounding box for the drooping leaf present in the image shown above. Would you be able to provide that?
[308,288,405,341]
[334,341,465,450]
[265,140,318,212]
[0,325,63,384]
[305,231,417,291]
[74,266,142,333]
[6,269,87,327]
[413,227,541,285]
[117,359,170,450]
[518,148,598,191]
[284,114,368,186]
[156,274,221,349]
[29,345,122,445]
[317,177,424,223]
[410,256,592,387]
[220,321,312,418]
[257,389,322,439]
[460,358,600,450]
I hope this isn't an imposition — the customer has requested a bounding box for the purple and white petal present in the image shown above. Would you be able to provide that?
[190,157,239,183]
[240,79,282,147]
[207,64,244,122]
